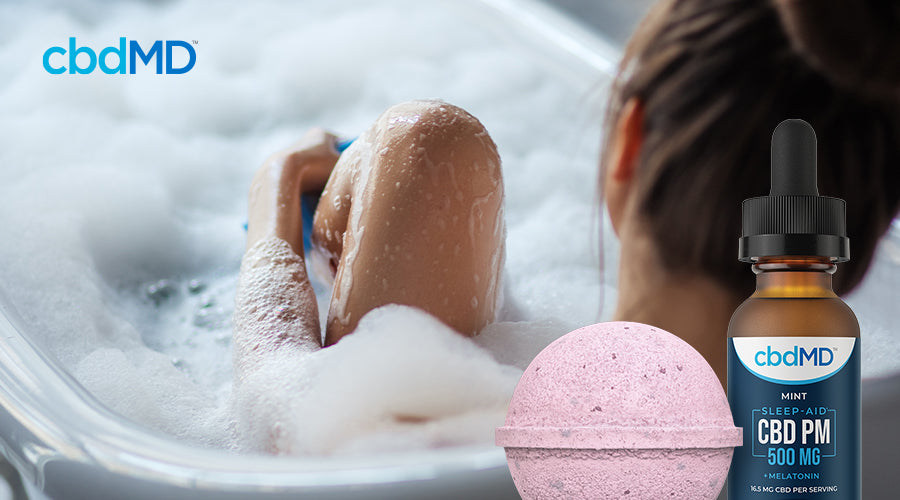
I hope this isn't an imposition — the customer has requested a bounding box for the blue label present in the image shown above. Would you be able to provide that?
[728,337,860,499]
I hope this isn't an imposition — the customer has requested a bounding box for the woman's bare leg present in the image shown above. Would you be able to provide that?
[312,100,505,346]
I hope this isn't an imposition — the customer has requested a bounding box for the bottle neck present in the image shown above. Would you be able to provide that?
[751,257,837,298]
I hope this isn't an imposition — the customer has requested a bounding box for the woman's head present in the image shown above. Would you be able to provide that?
[602,0,900,297]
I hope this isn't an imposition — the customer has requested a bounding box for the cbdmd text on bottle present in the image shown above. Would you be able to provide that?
[727,120,860,499]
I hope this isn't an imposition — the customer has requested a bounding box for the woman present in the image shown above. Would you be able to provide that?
[600,0,899,495]
[599,0,900,385]
[234,0,900,467]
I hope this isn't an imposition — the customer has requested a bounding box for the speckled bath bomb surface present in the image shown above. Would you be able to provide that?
[496,321,742,499]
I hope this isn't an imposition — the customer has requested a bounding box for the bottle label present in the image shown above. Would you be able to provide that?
[727,337,860,499]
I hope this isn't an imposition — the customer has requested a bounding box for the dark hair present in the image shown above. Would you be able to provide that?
[602,0,900,297]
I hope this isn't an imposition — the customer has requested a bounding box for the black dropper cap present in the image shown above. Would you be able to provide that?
[738,119,849,262]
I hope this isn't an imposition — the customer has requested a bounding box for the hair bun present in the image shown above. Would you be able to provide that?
[774,0,900,101]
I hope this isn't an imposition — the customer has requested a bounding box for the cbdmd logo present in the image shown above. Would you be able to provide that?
[43,37,196,75]
[733,337,855,385]
[754,346,833,367]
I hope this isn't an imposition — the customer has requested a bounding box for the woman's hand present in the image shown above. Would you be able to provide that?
[246,128,341,254]
[276,127,342,194]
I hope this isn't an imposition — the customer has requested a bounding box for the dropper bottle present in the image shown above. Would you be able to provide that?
[727,120,860,499]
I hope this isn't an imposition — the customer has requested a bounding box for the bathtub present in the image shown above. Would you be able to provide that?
[1,0,898,498]
[0,291,507,500]
[0,0,619,498]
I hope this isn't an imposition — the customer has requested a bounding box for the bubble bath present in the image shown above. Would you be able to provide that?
[0,0,896,461]
[0,0,611,456]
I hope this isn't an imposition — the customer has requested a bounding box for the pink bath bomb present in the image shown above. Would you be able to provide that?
[496,321,741,500]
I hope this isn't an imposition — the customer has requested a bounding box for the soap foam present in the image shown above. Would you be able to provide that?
[232,304,522,455]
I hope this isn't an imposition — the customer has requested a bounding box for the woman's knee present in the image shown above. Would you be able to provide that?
[366,100,505,261]
[324,100,505,343]
[374,100,501,183]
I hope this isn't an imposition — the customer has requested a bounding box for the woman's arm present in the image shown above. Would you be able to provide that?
[245,128,341,255]
[234,129,340,381]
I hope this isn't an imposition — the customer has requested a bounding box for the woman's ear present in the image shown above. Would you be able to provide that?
[604,97,645,235]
